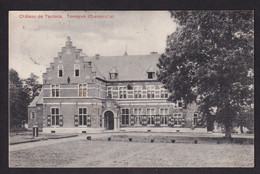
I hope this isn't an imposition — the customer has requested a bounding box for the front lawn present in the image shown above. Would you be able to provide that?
[9,137,254,167]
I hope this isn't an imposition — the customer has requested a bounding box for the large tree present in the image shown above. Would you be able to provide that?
[9,69,30,128]
[157,11,254,138]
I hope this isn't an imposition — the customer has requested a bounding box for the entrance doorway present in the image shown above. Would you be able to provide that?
[104,111,114,130]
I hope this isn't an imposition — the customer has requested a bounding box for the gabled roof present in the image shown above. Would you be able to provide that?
[86,54,161,81]
[28,89,43,107]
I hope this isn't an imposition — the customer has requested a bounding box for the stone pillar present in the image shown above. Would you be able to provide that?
[102,116,105,129]
[114,113,118,130]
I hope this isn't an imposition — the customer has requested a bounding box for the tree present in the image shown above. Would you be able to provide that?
[9,69,30,128]
[157,11,254,138]
[23,73,42,102]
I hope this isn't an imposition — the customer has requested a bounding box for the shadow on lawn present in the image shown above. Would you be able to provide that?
[91,134,254,145]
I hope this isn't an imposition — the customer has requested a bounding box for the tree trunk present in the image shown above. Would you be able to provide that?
[240,125,244,134]
[225,124,232,139]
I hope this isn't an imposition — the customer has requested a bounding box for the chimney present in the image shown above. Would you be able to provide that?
[66,36,72,48]
[95,54,100,59]
[150,52,158,54]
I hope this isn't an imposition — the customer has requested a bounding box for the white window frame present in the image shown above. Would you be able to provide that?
[58,64,63,78]
[160,108,169,125]
[193,113,198,125]
[134,86,142,99]
[133,108,142,125]
[78,107,87,126]
[160,86,168,99]
[173,113,183,125]
[147,85,155,99]
[119,86,127,99]
[107,86,112,98]
[112,86,119,99]
[78,83,88,97]
[121,108,130,126]
[146,108,156,125]
[31,112,35,119]
[51,107,60,126]
[74,64,80,77]
[50,84,60,97]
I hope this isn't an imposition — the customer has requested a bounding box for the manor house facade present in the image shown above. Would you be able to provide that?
[28,37,201,133]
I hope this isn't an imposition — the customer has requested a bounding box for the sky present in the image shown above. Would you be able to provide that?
[9,11,177,83]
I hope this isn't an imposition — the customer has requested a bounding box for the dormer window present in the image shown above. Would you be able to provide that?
[109,67,118,80]
[147,65,156,79]
[148,72,155,79]
[58,64,63,78]
[110,73,118,80]
[74,64,80,77]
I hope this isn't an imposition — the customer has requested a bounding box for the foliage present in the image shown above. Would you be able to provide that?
[9,69,42,128]
[23,73,42,102]
[157,11,254,138]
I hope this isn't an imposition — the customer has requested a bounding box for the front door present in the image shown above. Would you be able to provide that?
[104,111,114,130]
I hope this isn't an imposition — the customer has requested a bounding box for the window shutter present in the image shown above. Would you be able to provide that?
[168,116,174,127]
[182,118,186,126]
[59,115,63,126]
[142,116,148,126]
[74,115,78,127]
[155,115,160,126]
[130,115,135,126]
[47,115,51,126]
[87,115,91,127]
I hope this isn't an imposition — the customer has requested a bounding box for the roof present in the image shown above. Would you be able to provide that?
[85,54,161,81]
[28,89,44,107]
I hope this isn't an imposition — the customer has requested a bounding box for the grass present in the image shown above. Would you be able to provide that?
[9,137,254,167]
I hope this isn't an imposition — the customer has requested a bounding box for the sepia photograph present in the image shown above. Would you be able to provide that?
[8,10,254,167]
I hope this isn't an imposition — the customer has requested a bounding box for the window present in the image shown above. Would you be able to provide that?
[121,109,129,125]
[119,87,127,98]
[147,108,155,125]
[173,113,182,125]
[107,87,112,98]
[110,73,118,80]
[78,84,87,97]
[74,64,80,77]
[51,108,60,126]
[51,85,60,97]
[148,72,154,79]
[79,108,87,126]
[194,113,198,125]
[112,86,119,98]
[58,64,63,78]
[133,108,142,125]
[31,112,35,119]
[147,86,155,98]
[160,108,169,125]
[88,62,92,67]
[134,86,142,98]
[161,87,168,98]
[178,102,183,108]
